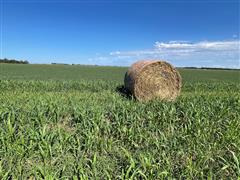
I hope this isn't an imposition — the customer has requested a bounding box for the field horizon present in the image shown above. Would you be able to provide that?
[1,63,240,82]
[2,61,240,70]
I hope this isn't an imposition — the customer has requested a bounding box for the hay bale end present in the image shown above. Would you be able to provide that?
[124,60,182,101]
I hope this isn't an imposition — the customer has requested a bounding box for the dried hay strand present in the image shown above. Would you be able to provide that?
[124,60,182,101]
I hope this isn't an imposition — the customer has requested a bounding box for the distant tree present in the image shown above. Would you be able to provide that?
[0,58,29,64]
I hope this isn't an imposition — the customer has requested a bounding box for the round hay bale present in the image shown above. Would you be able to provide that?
[124,60,182,101]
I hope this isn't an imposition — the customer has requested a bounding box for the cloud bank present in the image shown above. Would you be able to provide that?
[89,40,240,68]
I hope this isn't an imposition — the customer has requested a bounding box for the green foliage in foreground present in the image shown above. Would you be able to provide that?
[0,80,239,179]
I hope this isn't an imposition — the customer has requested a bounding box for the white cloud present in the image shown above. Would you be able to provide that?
[109,40,239,56]
[155,40,239,51]
[106,40,240,68]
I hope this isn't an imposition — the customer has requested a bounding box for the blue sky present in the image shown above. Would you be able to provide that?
[0,0,239,67]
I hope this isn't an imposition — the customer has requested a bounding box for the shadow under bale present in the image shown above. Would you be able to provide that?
[115,85,134,100]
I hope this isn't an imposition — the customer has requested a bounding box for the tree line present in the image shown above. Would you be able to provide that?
[0,58,29,64]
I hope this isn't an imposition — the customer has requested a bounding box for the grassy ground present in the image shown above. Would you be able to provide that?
[0,64,239,179]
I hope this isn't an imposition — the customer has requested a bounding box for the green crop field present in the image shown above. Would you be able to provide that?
[0,63,239,179]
